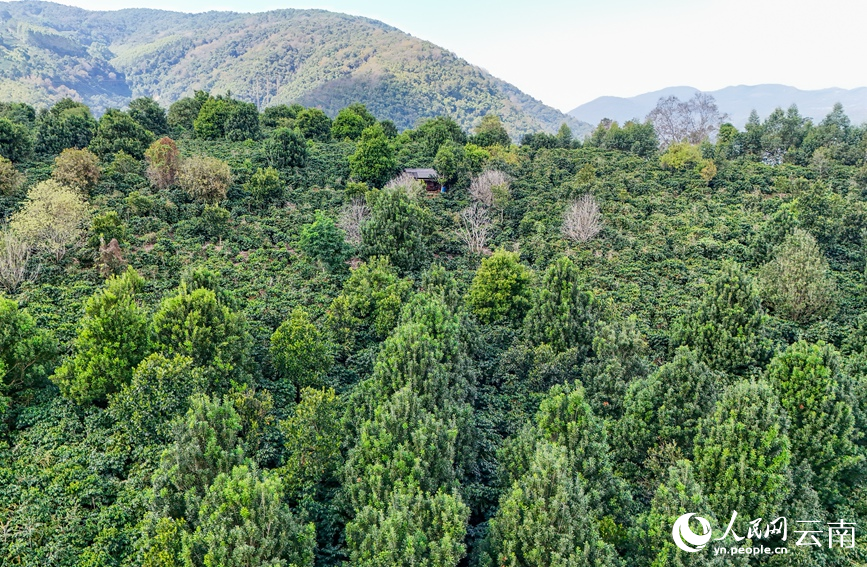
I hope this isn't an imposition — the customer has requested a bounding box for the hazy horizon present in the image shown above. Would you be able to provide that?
[14,0,867,112]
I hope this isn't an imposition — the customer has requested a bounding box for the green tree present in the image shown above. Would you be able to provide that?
[244,166,284,205]
[193,97,232,140]
[0,117,32,162]
[693,380,791,521]
[765,341,859,507]
[433,140,466,185]
[361,186,429,274]
[614,347,719,485]
[0,297,55,399]
[224,100,261,141]
[280,387,343,496]
[190,464,315,567]
[35,98,96,155]
[151,282,252,378]
[151,394,245,522]
[270,307,333,390]
[89,109,154,159]
[759,228,836,323]
[168,92,207,134]
[349,124,396,187]
[0,155,23,195]
[295,108,332,142]
[52,267,150,404]
[300,211,349,272]
[260,104,302,129]
[484,441,618,567]
[630,460,725,567]
[671,262,771,379]
[129,97,169,137]
[347,482,469,567]
[331,103,376,141]
[264,127,307,169]
[525,256,599,355]
[467,250,533,325]
[327,257,413,348]
[472,114,511,147]
[580,316,650,419]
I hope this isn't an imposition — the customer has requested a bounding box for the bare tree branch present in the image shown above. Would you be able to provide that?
[338,197,370,246]
[562,194,603,243]
[456,202,491,255]
[0,229,34,292]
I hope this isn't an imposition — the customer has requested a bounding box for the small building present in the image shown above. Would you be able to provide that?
[404,168,442,195]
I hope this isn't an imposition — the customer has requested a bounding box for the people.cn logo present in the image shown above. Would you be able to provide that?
[672,513,713,552]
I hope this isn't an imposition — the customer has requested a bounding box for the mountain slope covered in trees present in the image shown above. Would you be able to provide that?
[0,1,589,138]
[0,87,865,566]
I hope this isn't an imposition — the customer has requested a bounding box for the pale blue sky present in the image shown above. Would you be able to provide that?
[41,0,867,111]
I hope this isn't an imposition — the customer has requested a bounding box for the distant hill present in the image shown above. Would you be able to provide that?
[569,85,867,128]
[0,1,590,138]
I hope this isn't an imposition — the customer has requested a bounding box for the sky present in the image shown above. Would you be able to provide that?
[40,0,867,112]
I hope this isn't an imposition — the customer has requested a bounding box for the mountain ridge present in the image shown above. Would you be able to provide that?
[0,1,590,138]
[570,84,867,128]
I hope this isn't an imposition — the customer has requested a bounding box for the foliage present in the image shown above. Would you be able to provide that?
[89,109,154,159]
[525,256,599,354]
[0,297,55,397]
[671,262,771,378]
[0,155,24,195]
[178,155,232,203]
[349,123,396,187]
[0,117,32,162]
[35,99,97,155]
[129,97,169,137]
[51,147,101,192]
[8,179,92,261]
[244,166,284,205]
[52,267,150,404]
[145,137,181,190]
[331,103,376,141]
[472,114,511,147]
[468,249,533,325]
[299,210,348,272]
[361,186,429,274]
[760,228,837,323]
[264,127,308,169]
[270,308,333,390]
[693,380,792,521]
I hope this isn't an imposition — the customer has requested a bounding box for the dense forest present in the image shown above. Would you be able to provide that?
[0,90,865,567]
[0,1,589,138]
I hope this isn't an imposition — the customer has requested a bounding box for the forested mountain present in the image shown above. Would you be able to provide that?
[0,1,589,138]
[0,89,866,566]
[571,84,867,128]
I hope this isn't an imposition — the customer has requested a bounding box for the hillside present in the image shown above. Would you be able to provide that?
[570,84,867,127]
[0,1,589,138]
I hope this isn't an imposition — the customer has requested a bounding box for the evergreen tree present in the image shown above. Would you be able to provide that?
[0,117,32,162]
[151,394,245,522]
[0,298,55,408]
[129,97,169,137]
[295,108,332,142]
[630,460,725,567]
[151,282,252,381]
[484,441,618,567]
[52,267,150,404]
[189,465,315,567]
[347,482,469,567]
[759,228,836,323]
[525,256,599,355]
[349,124,396,187]
[765,341,859,508]
[270,307,333,390]
[468,250,533,325]
[331,103,376,141]
[693,380,792,522]
[614,347,719,486]
[671,261,771,379]
[89,109,154,159]
[327,257,413,348]
[580,316,651,419]
[264,127,307,169]
[299,211,349,273]
[244,166,284,205]
[360,185,429,274]
[472,114,511,147]
[35,98,96,155]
